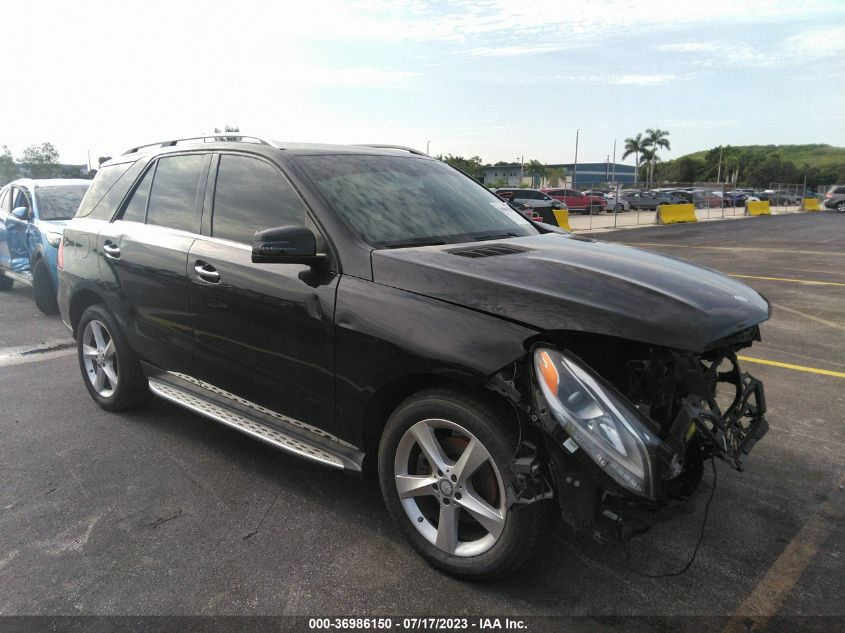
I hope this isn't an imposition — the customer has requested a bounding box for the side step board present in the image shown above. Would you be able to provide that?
[148,377,361,472]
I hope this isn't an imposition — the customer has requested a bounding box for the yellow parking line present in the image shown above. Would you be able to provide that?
[722,472,845,631]
[728,274,845,287]
[737,355,845,379]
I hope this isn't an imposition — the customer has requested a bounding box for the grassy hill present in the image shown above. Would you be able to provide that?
[677,144,845,169]
[657,144,845,187]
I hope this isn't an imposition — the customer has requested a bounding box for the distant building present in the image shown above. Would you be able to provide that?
[481,162,636,188]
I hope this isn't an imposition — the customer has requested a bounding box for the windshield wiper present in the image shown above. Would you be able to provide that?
[472,232,519,242]
[382,238,448,249]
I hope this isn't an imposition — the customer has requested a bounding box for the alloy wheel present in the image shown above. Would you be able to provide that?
[394,418,507,557]
[81,319,119,398]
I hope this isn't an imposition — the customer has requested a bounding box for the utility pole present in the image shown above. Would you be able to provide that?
[612,138,617,185]
[716,145,723,184]
[573,129,580,189]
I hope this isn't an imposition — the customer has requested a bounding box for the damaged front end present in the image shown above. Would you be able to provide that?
[490,330,768,543]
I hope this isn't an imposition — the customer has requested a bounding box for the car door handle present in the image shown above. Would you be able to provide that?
[102,241,121,258]
[194,261,220,283]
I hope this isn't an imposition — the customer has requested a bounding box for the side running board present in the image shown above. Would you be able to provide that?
[148,377,361,472]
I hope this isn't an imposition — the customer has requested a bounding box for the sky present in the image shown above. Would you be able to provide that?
[3,0,844,168]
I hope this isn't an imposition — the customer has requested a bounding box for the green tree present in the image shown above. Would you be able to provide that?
[644,128,671,185]
[524,159,546,188]
[0,145,16,185]
[622,133,647,186]
[546,167,566,187]
[20,142,60,178]
[437,154,485,181]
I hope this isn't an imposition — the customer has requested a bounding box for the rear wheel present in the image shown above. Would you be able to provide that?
[615,203,624,213]
[32,259,58,315]
[77,304,150,411]
[379,388,544,578]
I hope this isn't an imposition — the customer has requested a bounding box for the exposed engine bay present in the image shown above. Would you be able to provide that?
[487,328,769,543]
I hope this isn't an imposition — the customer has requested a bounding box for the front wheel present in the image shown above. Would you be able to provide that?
[77,304,150,411]
[32,259,58,314]
[379,388,545,579]
[836,201,845,213]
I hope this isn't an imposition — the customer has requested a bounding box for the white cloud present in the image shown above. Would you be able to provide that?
[611,74,678,86]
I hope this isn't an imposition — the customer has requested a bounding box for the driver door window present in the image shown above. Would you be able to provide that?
[211,154,307,244]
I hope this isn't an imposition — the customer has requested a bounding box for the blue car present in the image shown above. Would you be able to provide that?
[0,179,90,313]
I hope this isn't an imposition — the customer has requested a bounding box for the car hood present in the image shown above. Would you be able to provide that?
[37,219,70,231]
[371,233,770,352]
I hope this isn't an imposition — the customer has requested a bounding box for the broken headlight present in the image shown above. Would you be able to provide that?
[534,348,660,499]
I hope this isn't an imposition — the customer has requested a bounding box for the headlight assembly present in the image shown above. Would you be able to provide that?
[534,347,660,499]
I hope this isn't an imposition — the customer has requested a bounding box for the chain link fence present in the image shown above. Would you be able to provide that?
[562,181,822,232]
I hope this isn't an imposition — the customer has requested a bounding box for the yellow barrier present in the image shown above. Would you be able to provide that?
[656,203,697,224]
[802,198,821,212]
[746,201,771,216]
[553,209,571,230]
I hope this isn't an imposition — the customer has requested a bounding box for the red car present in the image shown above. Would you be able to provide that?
[542,188,606,215]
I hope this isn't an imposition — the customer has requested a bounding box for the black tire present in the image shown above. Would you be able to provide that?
[0,274,12,291]
[836,201,845,213]
[77,304,150,411]
[615,203,624,213]
[32,258,59,315]
[378,387,545,579]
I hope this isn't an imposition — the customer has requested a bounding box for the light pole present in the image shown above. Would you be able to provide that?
[426,140,430,156]
[573,129,580,188]
[612,138,617,185]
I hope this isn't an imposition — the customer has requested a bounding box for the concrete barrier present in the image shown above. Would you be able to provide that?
[656,203,697,225]
[802,198,821,212]
[552,209,571,230]
[746,201,771,216]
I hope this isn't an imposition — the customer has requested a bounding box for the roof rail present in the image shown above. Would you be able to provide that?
[122,134,278,155]
[352,144,428,157]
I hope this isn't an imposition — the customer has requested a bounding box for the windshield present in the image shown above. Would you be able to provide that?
[297,155,538,247]
[35,185,90,221]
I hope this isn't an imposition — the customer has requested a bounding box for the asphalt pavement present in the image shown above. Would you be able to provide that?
[0,213,842,625]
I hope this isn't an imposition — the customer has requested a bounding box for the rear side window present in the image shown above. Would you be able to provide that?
[121,165,155,223]
[146,154,207,233]
[211,154,307,244]
[834,187,845,194]
[75,162,134,218]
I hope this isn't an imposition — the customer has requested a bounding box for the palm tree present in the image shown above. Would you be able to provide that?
[546,167,566,187]
[639,148,655,186]
[644,128,671,186]
[525,159,546,188]
[622,134,646,186]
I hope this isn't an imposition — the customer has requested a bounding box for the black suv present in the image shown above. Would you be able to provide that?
[58,135,770,578]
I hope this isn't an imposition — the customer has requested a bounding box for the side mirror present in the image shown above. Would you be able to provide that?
[252,226,325,266]
[12,206,29,220]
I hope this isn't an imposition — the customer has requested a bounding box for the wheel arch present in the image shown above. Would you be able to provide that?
[68,288,108,338]
[360,372,519,477]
